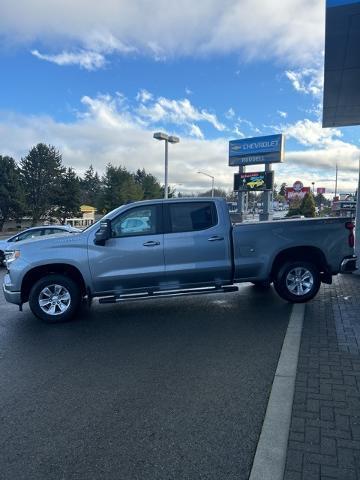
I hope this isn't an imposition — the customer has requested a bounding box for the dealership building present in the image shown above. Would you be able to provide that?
[323,0,360,266]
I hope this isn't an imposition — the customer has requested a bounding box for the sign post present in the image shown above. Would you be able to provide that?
[237,166,246,223]
[259,164,273,221]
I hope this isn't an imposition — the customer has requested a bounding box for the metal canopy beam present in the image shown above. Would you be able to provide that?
[323,1,360,128]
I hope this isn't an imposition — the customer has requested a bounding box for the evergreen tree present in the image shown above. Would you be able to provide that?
[279,183,287,197]
[51,167,81,224]
[20,144,64,225]
[300,192,316,218]
[80,165,101,206]
[134,169,162,199]
[286,197,302,217]
[314,193,330,209]
[97,164,143,212]
[0,156,24,231]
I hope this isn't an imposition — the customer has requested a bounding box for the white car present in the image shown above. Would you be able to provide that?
[0,225,81,266]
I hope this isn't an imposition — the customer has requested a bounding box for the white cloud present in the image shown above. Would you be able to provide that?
[1,0,324,67]
[225,108,235,120]
[0,94,358,194]
[189,124,204,139]
[31,49,106,70]
[137,97,226,132]
[277,110,287,118]
[285,67,324,98]
[136,89,153,104]
[281,119,342,147]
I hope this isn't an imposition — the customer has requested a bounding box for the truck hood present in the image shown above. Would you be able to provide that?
[4,232,86,252]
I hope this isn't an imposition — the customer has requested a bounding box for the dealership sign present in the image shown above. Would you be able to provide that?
[229,134,284,166]
[317,187,326,194]
[233,171,274,191]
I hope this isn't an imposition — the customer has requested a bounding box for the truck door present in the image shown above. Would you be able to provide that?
[89,204,164,293]
[163,201,232,288]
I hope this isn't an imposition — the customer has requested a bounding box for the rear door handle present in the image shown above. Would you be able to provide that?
[208,235,224,242]
[143,241,160,247]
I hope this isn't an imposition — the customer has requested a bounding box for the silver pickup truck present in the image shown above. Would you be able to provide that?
[2,198,357,323]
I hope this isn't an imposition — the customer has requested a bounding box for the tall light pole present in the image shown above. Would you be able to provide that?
[153,132,180,199]
[197,171,215,197]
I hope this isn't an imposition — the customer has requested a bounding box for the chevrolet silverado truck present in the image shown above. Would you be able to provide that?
[2,198,357,323]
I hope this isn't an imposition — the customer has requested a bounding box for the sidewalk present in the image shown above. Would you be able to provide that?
[284,273,360,479]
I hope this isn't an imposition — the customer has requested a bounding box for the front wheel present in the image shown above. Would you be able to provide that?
[29,274,81,323]
[273,261,320,303]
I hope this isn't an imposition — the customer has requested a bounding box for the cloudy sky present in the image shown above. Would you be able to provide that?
[0,0,359,195]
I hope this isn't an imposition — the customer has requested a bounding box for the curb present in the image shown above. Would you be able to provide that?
[249,303,305,480]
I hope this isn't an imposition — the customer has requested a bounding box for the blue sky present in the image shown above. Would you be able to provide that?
[0,0,359,194]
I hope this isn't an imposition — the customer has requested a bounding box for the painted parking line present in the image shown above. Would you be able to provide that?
[249,303,305,480]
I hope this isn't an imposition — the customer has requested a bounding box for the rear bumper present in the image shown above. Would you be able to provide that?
[340,256,357,273]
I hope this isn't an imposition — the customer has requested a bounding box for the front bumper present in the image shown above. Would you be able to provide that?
[2,274,21,305]
[340,256,357,273]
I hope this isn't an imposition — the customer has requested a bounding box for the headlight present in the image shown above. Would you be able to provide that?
[4,250,20,267]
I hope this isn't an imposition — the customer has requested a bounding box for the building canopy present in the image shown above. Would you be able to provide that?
[323,0,360,127]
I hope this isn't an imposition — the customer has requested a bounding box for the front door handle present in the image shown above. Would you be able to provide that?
[208,235,224,242]
[143,240,160,247]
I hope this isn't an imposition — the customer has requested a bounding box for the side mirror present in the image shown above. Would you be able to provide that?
[94,219,111,245]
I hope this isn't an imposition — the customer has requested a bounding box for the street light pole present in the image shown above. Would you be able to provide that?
[197,171,215,197]
[153,132,180,199]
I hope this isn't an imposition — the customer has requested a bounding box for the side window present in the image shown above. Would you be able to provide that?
[17,229,42,241]
[111,206,159,238]
[168,202,217,233]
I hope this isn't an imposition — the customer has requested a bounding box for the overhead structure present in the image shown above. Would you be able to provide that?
[323,0,360,127]
[323,0,360,272]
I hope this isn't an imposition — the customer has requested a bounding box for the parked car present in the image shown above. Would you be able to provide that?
[0,225,81,265]
[2,198,357,323]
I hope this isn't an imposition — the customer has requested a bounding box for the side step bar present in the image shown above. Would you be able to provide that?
[98,285,239,304]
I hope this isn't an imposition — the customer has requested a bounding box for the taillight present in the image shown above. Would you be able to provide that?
[345,221,355,248]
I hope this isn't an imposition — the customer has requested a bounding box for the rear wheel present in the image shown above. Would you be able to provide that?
[273,261,320,303]
[29,274,81,323]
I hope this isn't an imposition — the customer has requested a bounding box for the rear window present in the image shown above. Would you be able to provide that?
[168,202,217,233]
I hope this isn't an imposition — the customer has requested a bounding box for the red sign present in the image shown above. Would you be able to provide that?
[286,187,311,201]
[317,187,326,194]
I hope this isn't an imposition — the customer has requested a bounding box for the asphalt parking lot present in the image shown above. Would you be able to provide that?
[0,269,292,480]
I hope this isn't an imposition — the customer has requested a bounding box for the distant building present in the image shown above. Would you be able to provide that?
[66,205,97,229]
[332,200,356,218]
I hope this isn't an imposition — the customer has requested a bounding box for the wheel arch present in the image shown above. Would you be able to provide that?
[21,263,87,303]
[270,246,329,281]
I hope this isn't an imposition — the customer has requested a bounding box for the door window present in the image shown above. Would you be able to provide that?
[111,206,159,238]
[168,202,217,233]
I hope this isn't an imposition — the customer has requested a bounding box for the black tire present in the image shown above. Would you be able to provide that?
[29,274,81,323]
[273,261,320,303]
